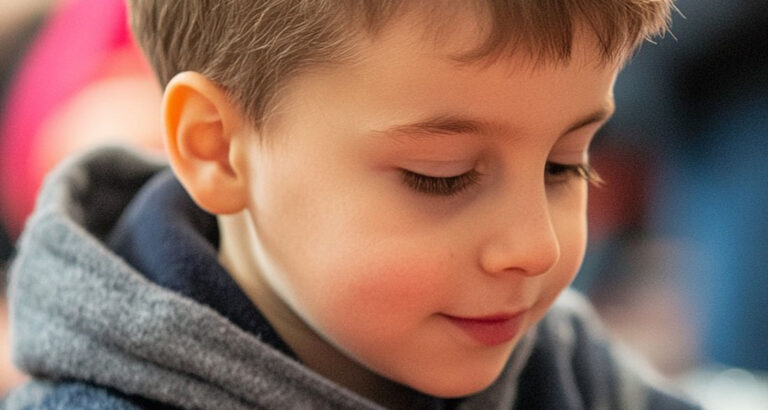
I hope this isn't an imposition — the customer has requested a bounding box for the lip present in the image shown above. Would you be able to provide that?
[442,311,527,346]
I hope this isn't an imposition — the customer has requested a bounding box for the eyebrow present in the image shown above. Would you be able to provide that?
[374,105,615,141]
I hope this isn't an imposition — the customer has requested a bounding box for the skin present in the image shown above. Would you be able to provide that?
[164,9,619,409]
[1,298,27,395]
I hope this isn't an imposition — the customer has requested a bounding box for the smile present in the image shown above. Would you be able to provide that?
[441,311,527,346]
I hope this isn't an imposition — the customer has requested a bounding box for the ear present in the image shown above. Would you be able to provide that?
[163,71,249,215]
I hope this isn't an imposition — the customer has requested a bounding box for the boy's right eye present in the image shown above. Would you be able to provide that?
[400,169,482,197]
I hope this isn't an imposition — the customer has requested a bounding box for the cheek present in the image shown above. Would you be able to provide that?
[262,166,450,330]
[544,190,589,298]
[303,243,450,338]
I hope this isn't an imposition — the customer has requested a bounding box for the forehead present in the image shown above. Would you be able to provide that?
[265,6,619,142]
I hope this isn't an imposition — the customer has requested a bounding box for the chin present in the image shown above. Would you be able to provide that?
[418,379,496,399]
[404,364,504,399]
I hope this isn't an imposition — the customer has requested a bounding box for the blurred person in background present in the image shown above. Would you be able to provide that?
[0,0,162,241]
[0,0,55,396]
[0,0,54,283]
[0,0,160,397]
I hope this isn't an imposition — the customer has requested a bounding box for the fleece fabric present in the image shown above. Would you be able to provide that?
[1,147,700,409]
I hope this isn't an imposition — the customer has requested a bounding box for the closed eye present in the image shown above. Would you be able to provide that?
[546,162,603,186]
[400,169,482,196]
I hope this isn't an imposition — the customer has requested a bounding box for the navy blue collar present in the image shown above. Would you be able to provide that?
[106,169,296,358]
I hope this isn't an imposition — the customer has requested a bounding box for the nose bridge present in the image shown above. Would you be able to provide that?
[479,178,561,277]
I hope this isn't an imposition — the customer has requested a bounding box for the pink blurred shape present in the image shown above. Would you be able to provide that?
[0,0,137,236]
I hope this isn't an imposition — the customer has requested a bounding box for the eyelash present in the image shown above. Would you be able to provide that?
[401,163,603,197]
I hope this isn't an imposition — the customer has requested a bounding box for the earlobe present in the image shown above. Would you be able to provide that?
[163,71,249,215]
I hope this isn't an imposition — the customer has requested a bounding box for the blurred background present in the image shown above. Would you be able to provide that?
[1,0,766,407]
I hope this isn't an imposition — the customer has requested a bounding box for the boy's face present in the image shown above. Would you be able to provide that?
[235,13,618,398]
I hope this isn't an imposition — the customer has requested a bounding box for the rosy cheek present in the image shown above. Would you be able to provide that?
[315,254,448,334]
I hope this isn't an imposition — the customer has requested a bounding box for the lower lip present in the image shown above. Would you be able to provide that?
[443,313,526,346]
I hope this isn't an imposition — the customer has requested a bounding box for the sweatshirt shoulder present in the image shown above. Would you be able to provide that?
[2,381,169,410]
[515,289,701,410]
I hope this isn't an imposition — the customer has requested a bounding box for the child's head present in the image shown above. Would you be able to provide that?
[128,0,673,403]
[128,0,671,130]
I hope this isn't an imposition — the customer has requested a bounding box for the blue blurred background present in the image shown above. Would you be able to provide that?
[1,0,767,407]
[574,0,768,406]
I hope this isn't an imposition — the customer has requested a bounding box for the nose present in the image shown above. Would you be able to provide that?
[478,186,561,277]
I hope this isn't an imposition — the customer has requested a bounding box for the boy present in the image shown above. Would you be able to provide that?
[2,0,700,409]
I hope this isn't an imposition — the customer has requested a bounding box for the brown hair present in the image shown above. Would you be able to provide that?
[127,0,674,128]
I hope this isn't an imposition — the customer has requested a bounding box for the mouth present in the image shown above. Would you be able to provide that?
[441,311,527,346]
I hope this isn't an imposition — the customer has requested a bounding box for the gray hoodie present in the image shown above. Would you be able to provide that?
[1,147,699,409]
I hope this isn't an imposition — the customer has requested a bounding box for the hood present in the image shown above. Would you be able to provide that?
[6,146,537,410]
